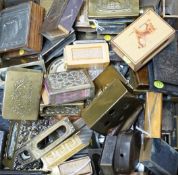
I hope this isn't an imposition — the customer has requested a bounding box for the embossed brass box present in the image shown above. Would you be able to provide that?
[64,43,110,69]
[111,9,175,71]
[0,56,45,89]
[2,68,43,120]
[13,117,59,170]
[88,0,139,19]
[40,102,84,117]
[41,126,92,170]
[16,118,75,166]
[82,66,143,135]
[44,70,95,105]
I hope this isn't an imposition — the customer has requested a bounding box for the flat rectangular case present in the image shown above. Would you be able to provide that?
[44,70,95,104]
[64,43,110,69]
[111,9,175,71]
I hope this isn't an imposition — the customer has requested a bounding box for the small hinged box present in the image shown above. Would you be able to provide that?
[44,70,95,105]
[2,68,43,120]
[0,2,44,54]
[64,43,110,69]
[41,0,83,40]
[111,9,175,71]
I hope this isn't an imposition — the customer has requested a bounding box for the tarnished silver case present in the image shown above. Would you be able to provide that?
[44,70,95,104]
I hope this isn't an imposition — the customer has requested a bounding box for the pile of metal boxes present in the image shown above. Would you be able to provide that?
[0,0,178,175]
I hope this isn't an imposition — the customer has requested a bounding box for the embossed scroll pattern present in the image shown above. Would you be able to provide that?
[10,77,33,117]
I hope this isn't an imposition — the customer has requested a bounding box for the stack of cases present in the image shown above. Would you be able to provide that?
[0,1,177,175]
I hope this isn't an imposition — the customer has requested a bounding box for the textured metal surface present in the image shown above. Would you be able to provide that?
[16,118,75,167]
[41,126,92,170]
[45,70,94,104]
[2,68,43,120]
[47,70,92,91]
[40,102,84,117]
[3,121,20,169]
[13,117,59,170]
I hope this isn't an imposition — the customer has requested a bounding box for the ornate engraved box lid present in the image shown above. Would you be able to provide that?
[88,0,139,18]
[112,9,175,65]
[45,70,94,95]
[2,67,43,120]
[0,2,32,52]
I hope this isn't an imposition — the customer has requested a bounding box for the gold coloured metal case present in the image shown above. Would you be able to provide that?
[41,126,92,170]
[82,65,143,135]
[88,0,139,19]
[2,67,43,120]
[15,118,75,166]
